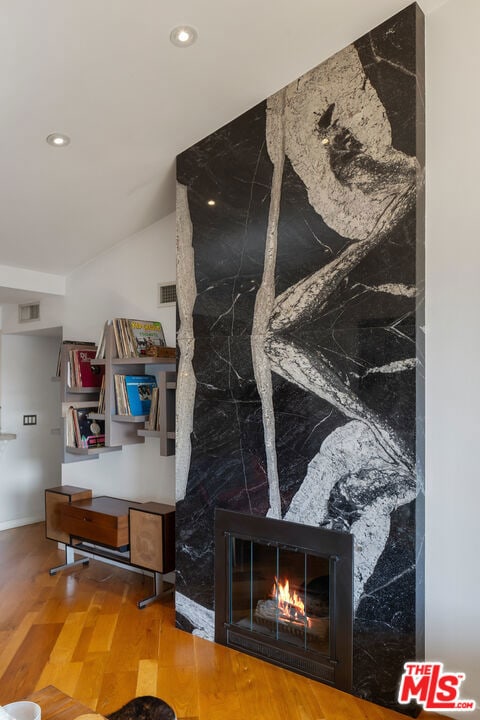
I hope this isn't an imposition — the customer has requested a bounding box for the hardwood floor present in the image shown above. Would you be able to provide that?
[0,523,444,720]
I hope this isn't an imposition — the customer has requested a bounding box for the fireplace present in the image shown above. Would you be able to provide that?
[215,509,353,691]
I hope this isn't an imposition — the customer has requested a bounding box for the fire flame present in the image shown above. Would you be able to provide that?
[271,576,309,626]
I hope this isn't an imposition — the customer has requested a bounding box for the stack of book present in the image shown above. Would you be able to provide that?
[66,406,105,448]
[55,340,95,377]
[67,348,104,389]
[114,375,157,416]
[96,318,175,359]
[97,376,106,414]
[145,387,160,430]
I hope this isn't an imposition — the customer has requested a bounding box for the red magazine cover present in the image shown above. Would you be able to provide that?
[76,349,104,388]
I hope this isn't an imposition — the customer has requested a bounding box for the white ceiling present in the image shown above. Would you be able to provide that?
[1,0,449,281]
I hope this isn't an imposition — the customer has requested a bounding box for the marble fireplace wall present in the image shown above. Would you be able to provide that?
[175,3,425,712]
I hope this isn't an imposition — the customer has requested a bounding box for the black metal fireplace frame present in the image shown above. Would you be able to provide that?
[215,508,353,692]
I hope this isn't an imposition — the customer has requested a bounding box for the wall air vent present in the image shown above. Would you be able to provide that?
[18,302,40,323]
[158,283,176,306]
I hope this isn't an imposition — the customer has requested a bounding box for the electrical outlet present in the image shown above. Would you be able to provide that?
[23,415,37,426]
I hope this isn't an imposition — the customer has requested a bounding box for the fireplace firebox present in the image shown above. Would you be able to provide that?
[215,509,353,691]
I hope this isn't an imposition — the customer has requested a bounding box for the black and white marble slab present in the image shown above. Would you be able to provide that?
[176,3,425,713]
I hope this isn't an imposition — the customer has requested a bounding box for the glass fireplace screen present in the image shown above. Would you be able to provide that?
[228,536,330,656]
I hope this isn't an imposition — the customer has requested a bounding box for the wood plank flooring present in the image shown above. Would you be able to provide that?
[0,523,445,720]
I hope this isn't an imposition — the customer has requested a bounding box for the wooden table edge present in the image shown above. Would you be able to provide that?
[28,685,191,720]
[27,686,106,720]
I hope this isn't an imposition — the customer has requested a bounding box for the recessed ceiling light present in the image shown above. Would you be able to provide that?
[170,25,198,47]
[207,199,216,206]
[46,133,70,147]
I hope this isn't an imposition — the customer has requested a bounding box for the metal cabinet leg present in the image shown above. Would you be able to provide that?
[137,572,173,609]
[49,544,89,575]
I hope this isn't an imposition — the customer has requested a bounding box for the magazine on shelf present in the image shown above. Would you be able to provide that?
[95,320,112,359]
[113,319,125,357]
[66,405,105,448]
[66,407,76,447]
[95,318,173,359]
[76,407,105,447]
[74,349,104,388]
[128,319,166,357]
[97,376,106,414]
[123,375,157,415]
[114,375,127,415]
[56,340,96,377]
[146,387,160,430]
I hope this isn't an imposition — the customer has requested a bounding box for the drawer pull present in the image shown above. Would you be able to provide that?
[83,516,92,522]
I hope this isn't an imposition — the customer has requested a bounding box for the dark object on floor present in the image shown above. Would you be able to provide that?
[107,696,176,720]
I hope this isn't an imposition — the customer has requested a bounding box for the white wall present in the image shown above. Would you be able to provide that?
[0,334,62,529]
[1,294,65,334]
[426,0,480,713]
[0,264,65,296]
[61,214,176,504]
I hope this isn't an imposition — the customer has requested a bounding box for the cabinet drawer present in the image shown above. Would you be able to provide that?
[58,496,137,548]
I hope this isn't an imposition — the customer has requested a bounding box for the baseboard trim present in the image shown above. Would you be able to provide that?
[0,516,43,532]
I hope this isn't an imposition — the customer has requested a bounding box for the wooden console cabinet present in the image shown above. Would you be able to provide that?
[45,487,175,608]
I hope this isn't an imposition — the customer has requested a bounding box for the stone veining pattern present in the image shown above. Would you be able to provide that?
[176,4,424,712]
